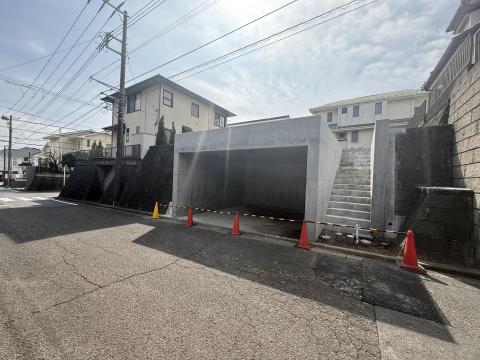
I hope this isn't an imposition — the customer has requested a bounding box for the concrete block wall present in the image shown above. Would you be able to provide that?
[408,187,475,266]
[445,61,480,260]
[395,126,453,217]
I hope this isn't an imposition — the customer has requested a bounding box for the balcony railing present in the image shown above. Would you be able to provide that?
[428,33,473,107]
[74,144,141,160]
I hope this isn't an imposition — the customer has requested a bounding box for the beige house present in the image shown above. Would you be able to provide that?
[309,90,427,149]
[103,74,235,158]
[42,129,112,161]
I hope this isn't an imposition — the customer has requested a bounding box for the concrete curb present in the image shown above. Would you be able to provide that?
[57,197,480,279]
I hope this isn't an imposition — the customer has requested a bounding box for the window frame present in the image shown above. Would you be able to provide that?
[127,93,141,113]
[163,89,174,108]
[327,112,333,123]
[351,130,359,143]
[374,102,382,115]
[214,112,226,127]
[338,132,347,140]
[353,105,360,117]
[191,102,200,118]
[126,128,130,143]
[341,107,347,114]
[136,125,140,134]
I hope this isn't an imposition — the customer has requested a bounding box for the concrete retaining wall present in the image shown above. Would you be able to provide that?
[406,187,475,266]
[119,145,174,211]
[172,116,342,241]
[395,126,453,219]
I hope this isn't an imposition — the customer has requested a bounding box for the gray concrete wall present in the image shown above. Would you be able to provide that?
[243,147,307,214]
[172,116,342,241]
[371,120,406,236]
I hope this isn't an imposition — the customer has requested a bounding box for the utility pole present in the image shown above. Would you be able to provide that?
[113,9,127,204]
[98,0,127,205]
[59,127,66,186]
[2,145,5,186]
[1,115,12,187]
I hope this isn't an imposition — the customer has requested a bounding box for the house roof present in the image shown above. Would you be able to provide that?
[42,129,109,140]
[309,89,426,113]
[447,0,480,32]
[228,115,290,127]
[101,74,236,117]
[0,147,40,158]
[423,22,480,90]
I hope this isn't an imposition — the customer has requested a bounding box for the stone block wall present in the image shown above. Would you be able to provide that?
[446,61,480,260]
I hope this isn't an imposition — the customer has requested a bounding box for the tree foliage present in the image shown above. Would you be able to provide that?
[62,153,76,168]
[155,114,167,146]
[169,123,176,145]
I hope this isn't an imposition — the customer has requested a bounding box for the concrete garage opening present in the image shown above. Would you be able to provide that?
[177,146,308,238]
[173,116,343,241]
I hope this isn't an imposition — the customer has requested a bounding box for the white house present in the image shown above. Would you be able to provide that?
[42,129,112,161]
[0,147,40,182]
[309,89,427,149]
[103,74,236,158]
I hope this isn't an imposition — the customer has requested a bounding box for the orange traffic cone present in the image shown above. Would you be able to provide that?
[186,207,194,226]
[296,221,311,250]
[152,202,159,219]
[231,211,240,236]
[400,230,426,274]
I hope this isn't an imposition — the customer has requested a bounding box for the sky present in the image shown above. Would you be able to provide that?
[0,0,458,150]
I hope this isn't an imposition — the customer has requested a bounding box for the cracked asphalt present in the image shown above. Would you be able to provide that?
[1,189,479,359]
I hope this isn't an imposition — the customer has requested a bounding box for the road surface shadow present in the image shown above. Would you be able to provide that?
[133,220,454,342]
[0,203,138,243]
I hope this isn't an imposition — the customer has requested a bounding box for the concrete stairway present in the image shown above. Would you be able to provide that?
[324,148,371,234]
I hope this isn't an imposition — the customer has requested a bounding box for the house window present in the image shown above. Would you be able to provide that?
[163,89,173,107]
[353,105,359,117]
[136,125,140,134]
[87,139,90,147]
[13,159,17,166]
[126,128,130,143]
[127,93,141,113]
[375,102,382,115]
[338,132,346,140]
[341,107,347,114]
[191,102,199,118]
[327,112,333,123]
[351,130,359,143]
[214,112,226,127]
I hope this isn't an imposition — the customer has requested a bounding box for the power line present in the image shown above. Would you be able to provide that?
[13,2,107,118]
[175,0,378,81]
[167,0,368,80]
[91,0,223,79]
[0,105,106,132]
[19,7,119,136]
[0,74,99,108]
[6,1,92,117]
[127,0,302,83]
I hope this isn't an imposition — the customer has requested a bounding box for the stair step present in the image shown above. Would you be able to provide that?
[332,189,371,197]
[333,184,370,191]
[327,208,371,220]
[334,178,370,185]
[328,201,370,212]
[330,195,371,204]
[336,171,370,177]
[324,215,371,229]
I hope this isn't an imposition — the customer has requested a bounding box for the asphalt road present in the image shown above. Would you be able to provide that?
[0,188,479,359]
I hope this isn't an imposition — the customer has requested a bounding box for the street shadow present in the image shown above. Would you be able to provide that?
[0,201,139,243]
[133,220,454,342]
